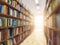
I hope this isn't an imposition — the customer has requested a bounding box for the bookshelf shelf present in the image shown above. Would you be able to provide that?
[0,0,33,45]
[0,14,22,20]
[0,26,22,29]
[44,0,60,45]
[0,30,31,43]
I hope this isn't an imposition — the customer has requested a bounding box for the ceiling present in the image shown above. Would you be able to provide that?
[22,0,46,15]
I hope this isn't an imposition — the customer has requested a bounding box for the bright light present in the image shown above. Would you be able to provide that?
[34,15,44,36]
[37,6,40,9]
[34,15,44,28]
[35,0,39,4]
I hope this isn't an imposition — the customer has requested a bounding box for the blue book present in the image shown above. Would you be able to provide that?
[8,28,13,37]
[0,4,3,13]
[8,7,10,15]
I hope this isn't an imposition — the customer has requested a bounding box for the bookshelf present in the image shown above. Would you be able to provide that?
[0,0,33,45]
[44,0,60,45]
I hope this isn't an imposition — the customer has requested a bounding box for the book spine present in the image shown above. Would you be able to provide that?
[0,18,2,27]
[0,31,1,42]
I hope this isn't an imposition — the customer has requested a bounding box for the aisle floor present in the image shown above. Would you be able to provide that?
[20,27,47,45]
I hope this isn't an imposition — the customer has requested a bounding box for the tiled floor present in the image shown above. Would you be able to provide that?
[20,27,47,45]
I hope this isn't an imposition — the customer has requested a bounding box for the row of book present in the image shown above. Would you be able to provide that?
[0,27,23,41]
[0,17,30,27]
[0,35,21,45]
[0,17,19,27]
[0,4,19,17]
[0,4,30,21]
[3,0,21,10]
[20,13,30,21]
[0,29,31,45]
[2,0,28,12]
[23,26,31,32]
[20,6,29,16]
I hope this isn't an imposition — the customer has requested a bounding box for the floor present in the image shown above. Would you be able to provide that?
[20,27,47,45]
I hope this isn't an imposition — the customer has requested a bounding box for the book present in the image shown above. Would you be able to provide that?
[20,13,23,19]
[10,39,13,45]
[5,0,8,3]
[8,0,12,5]
[18,20,20,26]
[15,36,19,43]
[2,18,7,27]
[10,8,13,16]
[0,4,3,13]
[3,29,9,40]
[8,28,14,37]
[20,34,23,40]
[2,5,7,15]
[20,6,22,11]
[12,0,16,7]
[7,18,11,26]
[13,38,16,45]
[16,28,19,35]
[0,31,1,41]
[8,7,13,16]
[0,18,2,26]
[7,40,10,45]
[13,10,18,17]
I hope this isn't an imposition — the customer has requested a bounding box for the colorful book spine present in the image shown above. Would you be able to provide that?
[14,10,18,17]
[7,40,10,45]
[2,18,7,27]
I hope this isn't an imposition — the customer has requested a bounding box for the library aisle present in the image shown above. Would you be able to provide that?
[20,26,46,45]
[20,28,47,45]
[20,15,47,45]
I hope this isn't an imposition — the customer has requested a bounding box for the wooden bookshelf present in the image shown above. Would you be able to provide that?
[45,4,60,21]
[44,0,60,45]
[0,0,33,45]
